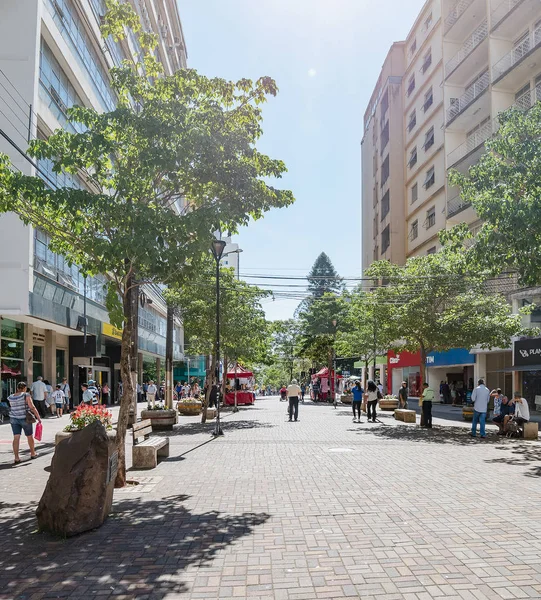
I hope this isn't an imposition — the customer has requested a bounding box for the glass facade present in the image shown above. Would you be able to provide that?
[56,349,66,380]
[1,319,25,401]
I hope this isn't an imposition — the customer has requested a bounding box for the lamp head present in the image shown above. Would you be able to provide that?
[211,238,227,261]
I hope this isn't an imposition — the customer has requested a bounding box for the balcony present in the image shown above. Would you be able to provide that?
[445,19,488,84]
[491,0,539,38]
[447,194,471,218]
[492,24,541,89]
[444,0,485,39]
[446,71,490,127]
[447,118,495,168]
[512,84,541,111]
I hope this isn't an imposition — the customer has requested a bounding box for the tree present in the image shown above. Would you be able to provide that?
[448,103,541,286]
[0,2,293,485]
[269,319,301,381]
[365,232,531,386]
[306,252,343,299]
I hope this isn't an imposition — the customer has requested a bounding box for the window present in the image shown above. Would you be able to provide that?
[410,39,417,56]
[411,183,418,204]
[515,82,531,110]
[424,126,434,151]
[381,190,390,220]
[0,319,25,401]
[56,349,66,380]
[408,110,417,132]
[381,120,389,152]
[407,75,415,97]
[410,220,418,240]
[426,206,436,229]
[373,187,378,208]
[381,89,389,117]
[422,50,432,73]
[33,346,44,380]
[423,12,433,32]
[423,87,433,112]
[426,246,437,255]
[373,245,379,261]
[381,225,390,253]
[424,166,435,189]
[381,155,390,187]
[408,146,417,169]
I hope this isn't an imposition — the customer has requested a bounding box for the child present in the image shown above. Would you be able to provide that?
[52,384,66,417]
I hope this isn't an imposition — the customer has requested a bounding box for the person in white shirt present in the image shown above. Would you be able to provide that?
[52,385,65,417]
[147,380,157,407]
[505,392,530,432]
[471,378,490,438]
[60,378,71,411]
[286,379,302,422]
[87,380,99,405]
[31,376,48,418]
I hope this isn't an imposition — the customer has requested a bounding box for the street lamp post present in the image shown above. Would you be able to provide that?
[211,238,227,437]
[332,319,337,408]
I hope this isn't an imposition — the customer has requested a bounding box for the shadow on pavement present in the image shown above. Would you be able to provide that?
[0,495,270,599]
[167,419,275,437]
[485,443,541,478]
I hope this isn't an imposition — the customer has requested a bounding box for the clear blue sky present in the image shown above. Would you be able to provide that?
[180,0,424,320]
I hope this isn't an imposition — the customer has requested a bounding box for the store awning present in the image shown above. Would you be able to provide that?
[487,365,541,373]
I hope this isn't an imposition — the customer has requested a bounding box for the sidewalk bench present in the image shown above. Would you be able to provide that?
[523,422,539,440]
[394,409,416,423]
[132,419,169,469]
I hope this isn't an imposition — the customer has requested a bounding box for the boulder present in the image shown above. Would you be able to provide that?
[36,420,117,537]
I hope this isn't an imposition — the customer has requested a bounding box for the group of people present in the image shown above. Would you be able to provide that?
[29,375,73,418]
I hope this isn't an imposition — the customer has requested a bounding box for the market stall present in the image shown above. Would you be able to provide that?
[224,365,256,406]
[311,367,342,402]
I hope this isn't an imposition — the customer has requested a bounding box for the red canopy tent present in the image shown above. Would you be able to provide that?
[314,367,342,379]
[226,365,253,379]
[311,367,342,401]
[225,365,255,406]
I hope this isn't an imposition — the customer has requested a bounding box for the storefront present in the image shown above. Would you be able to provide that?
[425,348,476,403]
[1,318,25,400]
[513,337,541,411]
[388,350,421,398]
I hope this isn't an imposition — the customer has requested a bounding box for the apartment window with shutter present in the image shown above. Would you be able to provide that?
[423,12,433,31]
[410,220,418,240]
[410,39,417,56]
[407,74,415,97]
[426,206,436,229]
[381,120,390,152]
[408,109,417,132]
[408,146,417,169]
[422,49,432,73]
[426,246,437,254]
[373,187,378,208]
[380,89,389,117]
[373,245,379,261]
[381,190,390,220]
[423,87,433,112]
[381,154,390,187]
[424,166,435,189]
[381,225,390,253]
[424,126,434,151]
[411,183,418,204]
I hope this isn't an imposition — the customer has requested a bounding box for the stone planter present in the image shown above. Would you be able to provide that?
[56,429,116,446]
[341,395,353,405]
[379,399,399,412]
[141,408,177,431]
[177,400,202,416]
[462,406,474,421]
[206,407,216,419]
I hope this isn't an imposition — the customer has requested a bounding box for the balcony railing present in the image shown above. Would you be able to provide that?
[446,71,489,124]
[493,24,541,82]
[445,19,488,77]
[444,0,475,34]
[447,194,471,218]
[447,118,494,167]
[491,0,525,31]
[513,84,541,111]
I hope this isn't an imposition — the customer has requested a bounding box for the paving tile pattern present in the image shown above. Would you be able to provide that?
[1,399,541,599]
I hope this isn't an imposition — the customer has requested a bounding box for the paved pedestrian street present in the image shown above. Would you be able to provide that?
[1,398,541,600]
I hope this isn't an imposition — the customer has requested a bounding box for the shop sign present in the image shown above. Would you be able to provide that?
[102,323,123,341]
[514,338,541,367]
[425,348,475,367]
[387,350,421,368]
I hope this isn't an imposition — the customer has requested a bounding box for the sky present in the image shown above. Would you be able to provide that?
[180,0,425,320]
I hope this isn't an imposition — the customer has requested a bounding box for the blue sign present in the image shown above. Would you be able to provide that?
[426,348,476,367]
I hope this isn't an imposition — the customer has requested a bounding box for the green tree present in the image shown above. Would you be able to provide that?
[306,252,343,299]
[269,319,301,382]
[0,2,293,485]
[365,233,531,386]
[449,103,541,286]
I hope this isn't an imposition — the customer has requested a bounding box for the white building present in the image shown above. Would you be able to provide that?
[0,0,187,402]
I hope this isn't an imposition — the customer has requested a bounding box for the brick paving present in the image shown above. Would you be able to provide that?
[1,398,541,599]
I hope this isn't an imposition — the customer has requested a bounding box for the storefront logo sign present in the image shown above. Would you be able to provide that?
[514,338,541,366]
[102,323,123,341]
[389,356,400,365]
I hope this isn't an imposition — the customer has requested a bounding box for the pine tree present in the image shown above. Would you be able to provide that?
[306,252,343,299]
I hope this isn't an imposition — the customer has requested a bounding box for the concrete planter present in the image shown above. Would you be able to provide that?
[141,409,177,431]
[462,406,474,422]
[341,395,353,405]
[379,399,399,412]
[206,407,216,419]
[177,400,202,416]
[55,429,117,446]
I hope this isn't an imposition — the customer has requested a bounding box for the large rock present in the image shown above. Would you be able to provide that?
[36,420,117,537]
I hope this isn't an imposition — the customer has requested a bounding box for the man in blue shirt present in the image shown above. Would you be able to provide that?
[352,381,364,423]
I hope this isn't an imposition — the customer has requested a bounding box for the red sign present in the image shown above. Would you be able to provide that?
[387,350,420,368]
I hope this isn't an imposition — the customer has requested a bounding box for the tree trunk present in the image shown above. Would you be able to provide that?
[419,343,426,427]
[114,278,136,488]
[201,353,216,423]
[165,304,174,409]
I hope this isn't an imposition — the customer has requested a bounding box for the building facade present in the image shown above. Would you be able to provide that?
[0,0,187,402]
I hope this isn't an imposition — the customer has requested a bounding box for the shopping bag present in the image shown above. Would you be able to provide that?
[35,422,43,442]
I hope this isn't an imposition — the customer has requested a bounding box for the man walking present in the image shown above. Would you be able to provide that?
[31,376,48,418]
[60,377,71,411]
[147,380,157,407]
[398,381,408,409]
[471,378,490,438]
[421,382,434,428]
[287,378,301,422]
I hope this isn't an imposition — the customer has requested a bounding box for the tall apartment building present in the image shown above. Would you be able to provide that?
[0,0,187,402]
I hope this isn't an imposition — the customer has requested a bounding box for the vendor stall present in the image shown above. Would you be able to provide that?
[224,365,256,406]
[311,367,342,402]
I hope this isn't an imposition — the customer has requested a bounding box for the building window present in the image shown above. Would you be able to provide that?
[408,110,416,132]
[426,206,436,229]
[407,75,416,97]
[408,146,417,169]
[422,50,432,74]
[381,120,390,152]
[381,225,390,253]
[424,166,435,189]
[373,187,378,208]
[410,39,417,56]
[381,190,390,220]
[381,155,390,187]
[410,220,418,240]
[380,89,389,117]
[423,12,433,32]
[515,82,531,110]
[1,319,25,401]
[411,183,418,204]
[33,346,44,380]
[426,246,437,254]
[373,245,379,261]
[424,126,434,151]
[56,349,66,380]
[423,87,433,112]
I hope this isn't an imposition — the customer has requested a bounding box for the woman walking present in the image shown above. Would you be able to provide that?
[364,380,379,423]
[352,381,364,423]
[9,382,41,464]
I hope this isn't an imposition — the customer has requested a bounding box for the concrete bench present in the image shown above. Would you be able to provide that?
[132,419,169,469]
[394,409,416,423]
[523,422,539,440]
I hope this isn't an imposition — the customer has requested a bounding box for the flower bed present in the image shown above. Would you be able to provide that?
[177,397,202,416]
[64,404,113,432]
[379,395,399,411]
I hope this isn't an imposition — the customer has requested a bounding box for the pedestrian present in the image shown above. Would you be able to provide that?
[300,382,306,403]
[420,382,434,428]
[60,377,71,411]
[175,381,183,401]
[441,380,451,404]
[352,380,364,423]
[81,383,94,405]
[143,381,148,403]
[30,376,48,418]
[102,382,110,405]
[43,380,55,416]
[51,384,65,417]
[87,380,99,405]
[398,381,408,409]
[377,380,384,395]
[147,380,157,407]
[192,381,201,399]
[9,382,41,464]
[286,378,301,422]
[136,382,142,403]
[493,393,512,435]
[504,392,530,433]
[471,378,490,438]
[364,380,379,423]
